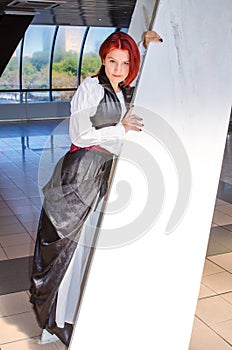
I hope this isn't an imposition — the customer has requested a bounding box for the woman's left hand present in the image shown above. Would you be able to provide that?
[122,106,143,133]
[143,30,163,48]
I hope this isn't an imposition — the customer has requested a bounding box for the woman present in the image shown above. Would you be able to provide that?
[30,30,162,347]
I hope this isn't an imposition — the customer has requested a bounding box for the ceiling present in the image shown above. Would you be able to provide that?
[0,0,136,27]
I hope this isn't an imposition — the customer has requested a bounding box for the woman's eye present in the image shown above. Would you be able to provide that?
[124,62,130,65]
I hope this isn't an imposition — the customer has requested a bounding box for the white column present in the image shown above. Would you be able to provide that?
[69,0,232,349]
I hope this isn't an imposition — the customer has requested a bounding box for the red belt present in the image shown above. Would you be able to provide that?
[70,143,110,154]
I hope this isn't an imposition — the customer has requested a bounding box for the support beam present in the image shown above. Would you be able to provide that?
[69,0,232,349]
[0,14,33,76]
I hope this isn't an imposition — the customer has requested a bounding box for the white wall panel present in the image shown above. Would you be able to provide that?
[70,0,232,349]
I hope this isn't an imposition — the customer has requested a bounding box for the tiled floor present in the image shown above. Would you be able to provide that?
[0,120,69,350]
[0,120,232,349]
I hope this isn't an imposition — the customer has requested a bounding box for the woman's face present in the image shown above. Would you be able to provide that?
[103,49,130,91]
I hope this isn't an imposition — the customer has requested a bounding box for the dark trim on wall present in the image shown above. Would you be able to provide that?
[49,26,59,101]
[77,26,90,86]
[19,37,24,103]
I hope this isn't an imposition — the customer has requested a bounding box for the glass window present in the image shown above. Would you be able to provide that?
[0,46,21,103]
[0,25,120,105]
[22,25,55,101]
[52,26,86,101]
[81,27,115,83]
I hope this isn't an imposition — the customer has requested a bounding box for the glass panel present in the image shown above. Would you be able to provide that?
[52,26,86,101]
[22,25,55,101]
[81,27,115,83]
[0,46,21,103]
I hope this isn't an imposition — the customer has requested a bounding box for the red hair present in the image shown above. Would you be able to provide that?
[98,31,140,86]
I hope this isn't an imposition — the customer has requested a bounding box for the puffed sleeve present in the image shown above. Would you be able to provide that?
[69,77,125,153]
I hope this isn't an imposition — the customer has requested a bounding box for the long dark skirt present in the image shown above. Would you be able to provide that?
[30,148,113,331]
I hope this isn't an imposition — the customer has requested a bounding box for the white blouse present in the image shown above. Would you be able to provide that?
[69,76,126,155]
[69,41,146,154]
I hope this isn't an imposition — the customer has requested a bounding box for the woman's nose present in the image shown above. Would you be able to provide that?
[114,63,122,73]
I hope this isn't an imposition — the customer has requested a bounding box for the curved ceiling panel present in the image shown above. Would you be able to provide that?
[0,0,136,27]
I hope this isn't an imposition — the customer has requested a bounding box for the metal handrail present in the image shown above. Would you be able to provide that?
[0,87,77,103]
[0,88,76,93]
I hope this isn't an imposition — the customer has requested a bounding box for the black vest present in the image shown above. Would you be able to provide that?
[90,69,134,130]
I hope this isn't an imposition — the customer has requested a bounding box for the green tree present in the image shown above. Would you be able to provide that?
[22,58,49,89]
[5,57,18,72]
[53,56,77,76]
[23,57,37,75]
[52,70,77,100]
[0,57,18,89]
[81,53,101,79]
[31,51,49,71]
[53,49,76,63]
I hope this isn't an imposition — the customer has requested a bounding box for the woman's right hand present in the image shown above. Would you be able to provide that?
[122,106,143,133]
[143,30,163,49]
